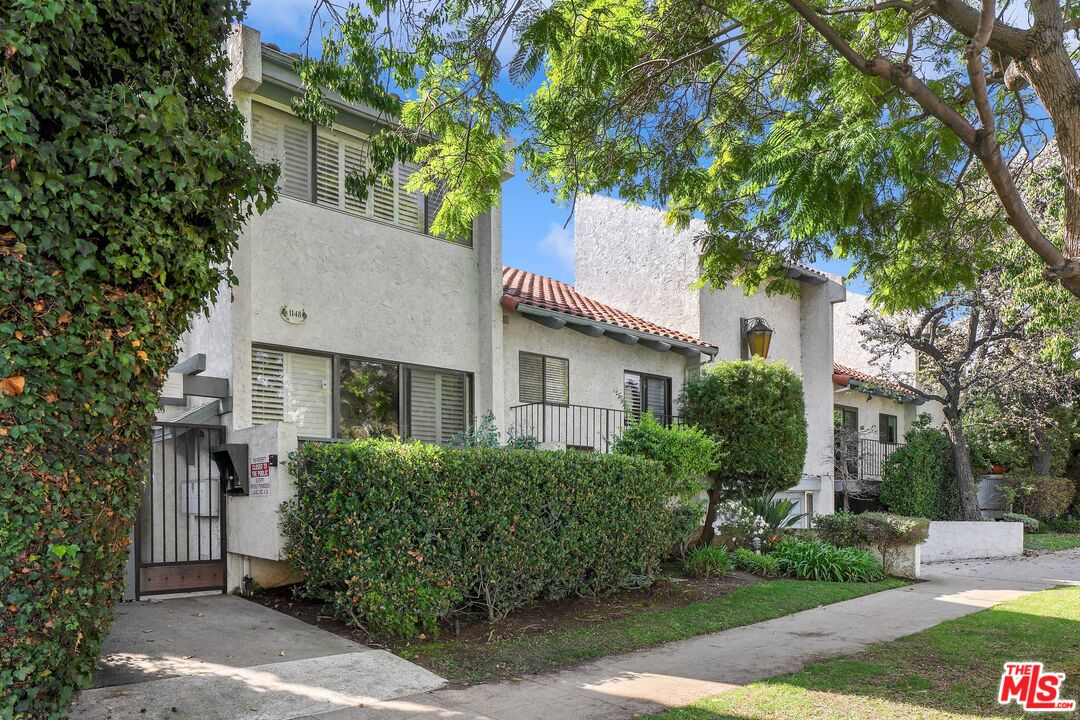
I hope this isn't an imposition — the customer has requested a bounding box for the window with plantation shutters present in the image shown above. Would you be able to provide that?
[407,369,468,445]
[424,181,448,234]
[624,371,671,423]
[315,128,371,215]
[396,161,423,231]
[250,103,312,201]
[519,352,569,405]
[251,348,286,424]
[250,348,332,438]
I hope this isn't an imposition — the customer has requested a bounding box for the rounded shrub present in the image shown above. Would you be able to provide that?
[814,511,862,547]
[880,415,960,519]
[613,411,717,499]
[732,548,781,577]
[682,546,732,579]
[680,358,807,543]
[1001,512,1040,534]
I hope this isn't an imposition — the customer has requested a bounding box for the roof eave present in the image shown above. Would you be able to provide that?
[843,379,925,405]
[509,300,718,359]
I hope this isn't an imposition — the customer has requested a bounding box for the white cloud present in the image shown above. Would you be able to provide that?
[538,222,574,275]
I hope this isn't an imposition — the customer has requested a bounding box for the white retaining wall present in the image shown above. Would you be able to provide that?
[921,521,1024,563]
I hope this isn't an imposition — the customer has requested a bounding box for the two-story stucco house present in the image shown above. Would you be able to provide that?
[131,25,848,599]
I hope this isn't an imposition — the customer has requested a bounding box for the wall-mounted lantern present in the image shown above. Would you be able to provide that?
[741,317,774,359]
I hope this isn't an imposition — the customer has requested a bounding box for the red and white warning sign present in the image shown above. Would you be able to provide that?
[250,455,271,496]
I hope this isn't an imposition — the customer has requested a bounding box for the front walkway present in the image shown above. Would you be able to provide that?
[69,594,445,720]
[71,551,1080,720]
[295,550,1080,720]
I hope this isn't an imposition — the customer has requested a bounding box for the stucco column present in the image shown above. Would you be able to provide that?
[474,199,505,426]
[800,278,845,515]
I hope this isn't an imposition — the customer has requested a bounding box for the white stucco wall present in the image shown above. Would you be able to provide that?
[834,387,918,439]
[246,197,481,370]
[573,194,841,508]
[833,291,919,377]
[574,195,703,337]
[225,421,298,563]
[174,34,504,432]
[921,521,1024,562]
[502,313,693,446]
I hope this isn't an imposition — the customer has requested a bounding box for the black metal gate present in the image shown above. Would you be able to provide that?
[134,422,227,597]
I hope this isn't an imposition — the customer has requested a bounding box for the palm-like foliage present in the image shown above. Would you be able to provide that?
[741,490,808,536]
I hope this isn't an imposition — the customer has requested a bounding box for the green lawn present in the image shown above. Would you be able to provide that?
[1025,533,1080,552]
[397,578,906,684]
[650,585,1080,719]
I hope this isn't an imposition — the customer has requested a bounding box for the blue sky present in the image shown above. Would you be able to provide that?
[244,0,863,293]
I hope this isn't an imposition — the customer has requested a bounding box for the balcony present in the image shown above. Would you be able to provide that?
[835,432,906,486]
[509,402,681,453]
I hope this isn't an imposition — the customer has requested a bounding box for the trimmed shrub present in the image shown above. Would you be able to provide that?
[814,511,862,548]
[1002,512,1040,534]
[680,359,807,543]
[856,513,930,576]
[1043,517,1080,534]
[774,539,884,583]
[1,3,274,716]
[613,411,717,499]
[683,547,732,579]
[1001,473,1076,521]
[282,440,683,636]
[816,512,928,576]
[732,548,781,577]
[880,415,960,520]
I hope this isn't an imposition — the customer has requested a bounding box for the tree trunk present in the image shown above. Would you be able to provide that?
[1032,426,1052,476]
[943,412,983,520]
[1014,5,1080,289]
[698,481,723,547]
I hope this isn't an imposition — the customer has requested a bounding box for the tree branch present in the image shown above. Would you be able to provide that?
[965,0,997,137]
[931,0,1032,57]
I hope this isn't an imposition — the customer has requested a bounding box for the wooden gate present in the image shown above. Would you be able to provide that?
[134,422,226,597]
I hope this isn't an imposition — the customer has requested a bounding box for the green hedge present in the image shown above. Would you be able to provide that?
[1,2,272,716]
[282,440,683,636]
[1001,473,1077,521]
[880,416,960,519]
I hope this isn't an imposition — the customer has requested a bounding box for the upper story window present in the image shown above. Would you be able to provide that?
[519,352,569,405]
[623,371,672,423]
[879,413,898,444]
[250,102,467,246]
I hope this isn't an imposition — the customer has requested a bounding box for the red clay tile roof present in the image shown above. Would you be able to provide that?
[503,267,717,351]
[792,262,830,280]
[833,362,920,399]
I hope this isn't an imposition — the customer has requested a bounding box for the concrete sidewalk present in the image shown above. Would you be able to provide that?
[69,595,445,720]
[292,549,1080,720]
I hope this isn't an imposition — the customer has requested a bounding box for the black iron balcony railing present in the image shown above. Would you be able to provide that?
[509,402,680,453]
[835,432,906,483]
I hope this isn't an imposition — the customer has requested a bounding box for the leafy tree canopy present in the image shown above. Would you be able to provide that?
[295,0,1080,306]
